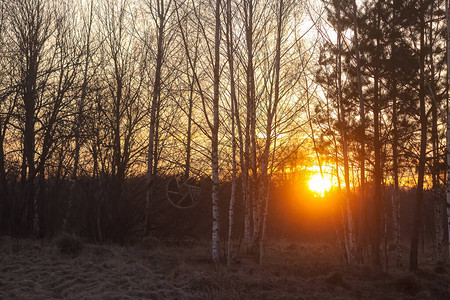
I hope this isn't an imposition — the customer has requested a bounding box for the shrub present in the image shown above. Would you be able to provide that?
[140,236,163,250]
[56,234,84,257]
[394,274,422,296]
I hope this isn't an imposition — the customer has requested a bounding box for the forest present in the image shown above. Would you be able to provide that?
[0,0,450,298]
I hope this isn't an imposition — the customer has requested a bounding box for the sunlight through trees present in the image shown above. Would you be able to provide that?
[0,0,449,273]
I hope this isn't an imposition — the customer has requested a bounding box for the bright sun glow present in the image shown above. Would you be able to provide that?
[308,174,332,196]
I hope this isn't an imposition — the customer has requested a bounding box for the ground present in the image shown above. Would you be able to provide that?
[0,236,449,299]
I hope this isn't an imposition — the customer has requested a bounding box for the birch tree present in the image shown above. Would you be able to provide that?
[243,0,257,253]
[211,0,221,264]
[257,0,285,264]
[225,0,238,266]
[336,0,356,262]
[174,0,222,263]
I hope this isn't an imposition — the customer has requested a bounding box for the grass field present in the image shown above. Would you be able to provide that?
[0,236,449,299]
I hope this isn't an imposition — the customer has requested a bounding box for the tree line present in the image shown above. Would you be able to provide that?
[0,0,449,271]
[314,0,450,271]
[0,0,308,263]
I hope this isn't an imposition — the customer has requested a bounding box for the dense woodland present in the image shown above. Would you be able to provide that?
[0,0,449,273]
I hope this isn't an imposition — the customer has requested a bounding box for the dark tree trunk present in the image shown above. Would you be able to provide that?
[410,3,426,271]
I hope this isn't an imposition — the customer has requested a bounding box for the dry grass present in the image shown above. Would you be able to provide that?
[0,236,449,299]
[56,234,84,257]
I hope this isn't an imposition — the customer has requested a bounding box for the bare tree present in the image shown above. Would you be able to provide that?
[97,0,147,239]
[335,0,356,262]
[7,0,53,234]
[352,0,369,264]
[211,0,221,264]
[388,0,402,267]
[63,0,95,232]
[257,0,285,264]
[225,0,237,267]
[0,0,14,231]
[446,0,450,261]
[174,0,222,262]
[145,0,172,236]
[410,0,427,271]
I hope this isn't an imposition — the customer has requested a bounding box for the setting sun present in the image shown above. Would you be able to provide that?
[308,174,332,196]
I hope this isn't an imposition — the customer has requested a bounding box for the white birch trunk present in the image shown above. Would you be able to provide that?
[257,0,284,263]
[226,0,237,266]
[243,0,258,253]
[340,200,350,261]
[259,182,270,265]
[227,111,236,266]
[337,3,355,262]
[244,183,252,252]
[345,197,355,262]
[211,0,221,263]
